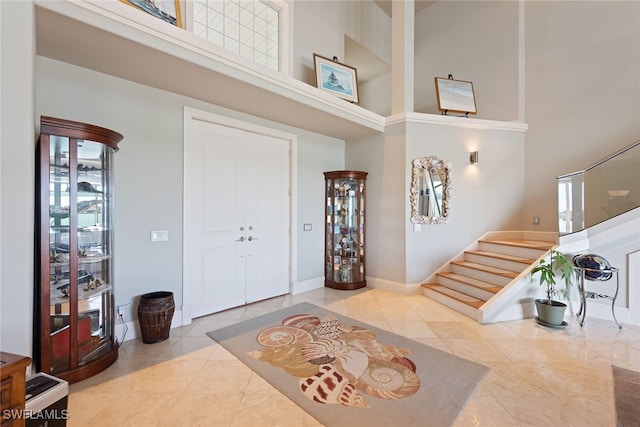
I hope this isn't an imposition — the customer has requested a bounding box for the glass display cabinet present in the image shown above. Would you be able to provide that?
[324,170,367,290]
[36,116,123,383]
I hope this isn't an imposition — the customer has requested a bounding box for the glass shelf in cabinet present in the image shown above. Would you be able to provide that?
[50,258,69,268]
[50,283,112,306]
[78,254,110,264]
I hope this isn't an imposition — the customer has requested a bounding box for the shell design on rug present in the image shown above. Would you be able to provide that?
[248,343,321,378]
[312,315,344,339]
[256,325,313,347]
[354,360,420,399]
[391,356,417,372]
[249,311,420,409]
[301,338,369,380]
[282,314,321,331]
[299,364,369,408]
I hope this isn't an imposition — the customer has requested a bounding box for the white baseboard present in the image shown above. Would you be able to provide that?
[566,300,630,327]
[292,277,324,295]
[115,308,184,343]
[366,277,422,295]
[290,276,425,296]
[484,301,537,323]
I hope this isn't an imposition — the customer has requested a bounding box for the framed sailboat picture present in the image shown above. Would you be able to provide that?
[314,54,359,104]
[120,0,182,28]
[434,76,477,115]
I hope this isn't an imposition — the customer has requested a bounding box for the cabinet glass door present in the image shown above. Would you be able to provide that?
[38,116,122,383]
[324,171,367,290]
[49,136,71,372]
[75,140,114,365]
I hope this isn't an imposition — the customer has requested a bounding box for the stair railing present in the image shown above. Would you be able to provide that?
[558,141,640,235]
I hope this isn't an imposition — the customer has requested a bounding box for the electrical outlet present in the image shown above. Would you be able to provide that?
[117,306,125,317]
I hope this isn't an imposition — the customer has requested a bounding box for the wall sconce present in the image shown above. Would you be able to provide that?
[469,151,479,164]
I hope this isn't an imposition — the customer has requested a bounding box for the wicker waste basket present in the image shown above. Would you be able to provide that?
[137,291,175,344]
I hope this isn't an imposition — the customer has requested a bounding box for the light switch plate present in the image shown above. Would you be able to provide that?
[303,223,312,231]
[151,230,169,242]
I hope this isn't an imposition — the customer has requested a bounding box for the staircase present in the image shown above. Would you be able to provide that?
[421,234,556,323]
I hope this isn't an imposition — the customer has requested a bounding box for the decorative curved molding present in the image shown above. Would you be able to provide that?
[389,112,528,133]
[410,156,452,224]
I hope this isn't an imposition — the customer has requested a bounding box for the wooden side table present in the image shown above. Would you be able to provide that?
[1,352,31,427]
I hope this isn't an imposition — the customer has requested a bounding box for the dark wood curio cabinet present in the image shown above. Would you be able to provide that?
[36,116,122,383]
[324,170,367,290]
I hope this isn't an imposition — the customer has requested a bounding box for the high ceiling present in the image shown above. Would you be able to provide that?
[373,0,436,17]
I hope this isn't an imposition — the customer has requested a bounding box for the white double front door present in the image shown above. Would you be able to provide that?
[185,114,290,318]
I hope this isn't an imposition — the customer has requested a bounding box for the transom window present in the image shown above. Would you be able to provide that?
[192,0,281,71]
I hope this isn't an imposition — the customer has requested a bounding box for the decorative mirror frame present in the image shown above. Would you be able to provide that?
[410,156,452,224]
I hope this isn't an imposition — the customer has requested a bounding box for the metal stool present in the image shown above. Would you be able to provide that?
[575,265,621,329]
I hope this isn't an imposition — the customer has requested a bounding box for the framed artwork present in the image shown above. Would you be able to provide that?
[313,54,359,104]
[120,0,183,28]
[434,77,477,115]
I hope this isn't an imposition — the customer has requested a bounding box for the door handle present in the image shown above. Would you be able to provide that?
[248,236,258,241]
[236,237,245,242]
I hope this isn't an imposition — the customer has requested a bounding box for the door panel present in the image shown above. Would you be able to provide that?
[201,138,241,233]
[245,134,290,303]
[186,118,289,317]
[189,121,245,317]
[201,247,241,294]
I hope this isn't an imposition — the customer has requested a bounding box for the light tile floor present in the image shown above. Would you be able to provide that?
[67,288,640,426]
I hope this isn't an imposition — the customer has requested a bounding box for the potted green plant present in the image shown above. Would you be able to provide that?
[530,249,575,326]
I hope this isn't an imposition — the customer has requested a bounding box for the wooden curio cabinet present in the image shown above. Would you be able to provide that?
[36,116,122,383]
[324,170,367,290]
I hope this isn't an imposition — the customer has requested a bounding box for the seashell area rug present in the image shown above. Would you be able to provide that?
[207,302,489,427]
[612,365,640,426]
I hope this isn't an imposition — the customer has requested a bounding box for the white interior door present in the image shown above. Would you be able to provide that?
[185,119,290,318]
[245,133,290,303]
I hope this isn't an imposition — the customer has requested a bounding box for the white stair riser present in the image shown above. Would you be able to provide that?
[478,242,548,260]
[450,265,512,286]
[437,276,496,301]
[465,253,530,273]
[421,288,479,320]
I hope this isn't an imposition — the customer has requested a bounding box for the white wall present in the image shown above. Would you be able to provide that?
[404,121,525,284]
[35,56,345,322]
[524,1,640,231]
[414,1,520,121]
[292,1,351,85]
[346,128,406,284]
[293,1,392,116]
[346,119,526,288]
[415,2,639,232]
[296,137,344,282]
[0,1,35,357]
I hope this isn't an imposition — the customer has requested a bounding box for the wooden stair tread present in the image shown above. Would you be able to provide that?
[478,239,555,251]
[465,250,536,265]
[450,260,519,278]
[436,272,503,294]
[422,284,484,309]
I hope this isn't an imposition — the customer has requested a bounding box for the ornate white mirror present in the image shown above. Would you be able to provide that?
[410,156,452,224]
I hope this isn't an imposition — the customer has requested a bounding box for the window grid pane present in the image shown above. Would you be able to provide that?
[193,0,279,71]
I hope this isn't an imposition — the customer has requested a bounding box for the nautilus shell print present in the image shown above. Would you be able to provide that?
[354,360,420,399]
[256,325,313,347]
[248,343,320,377]
[248,312,421,408]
